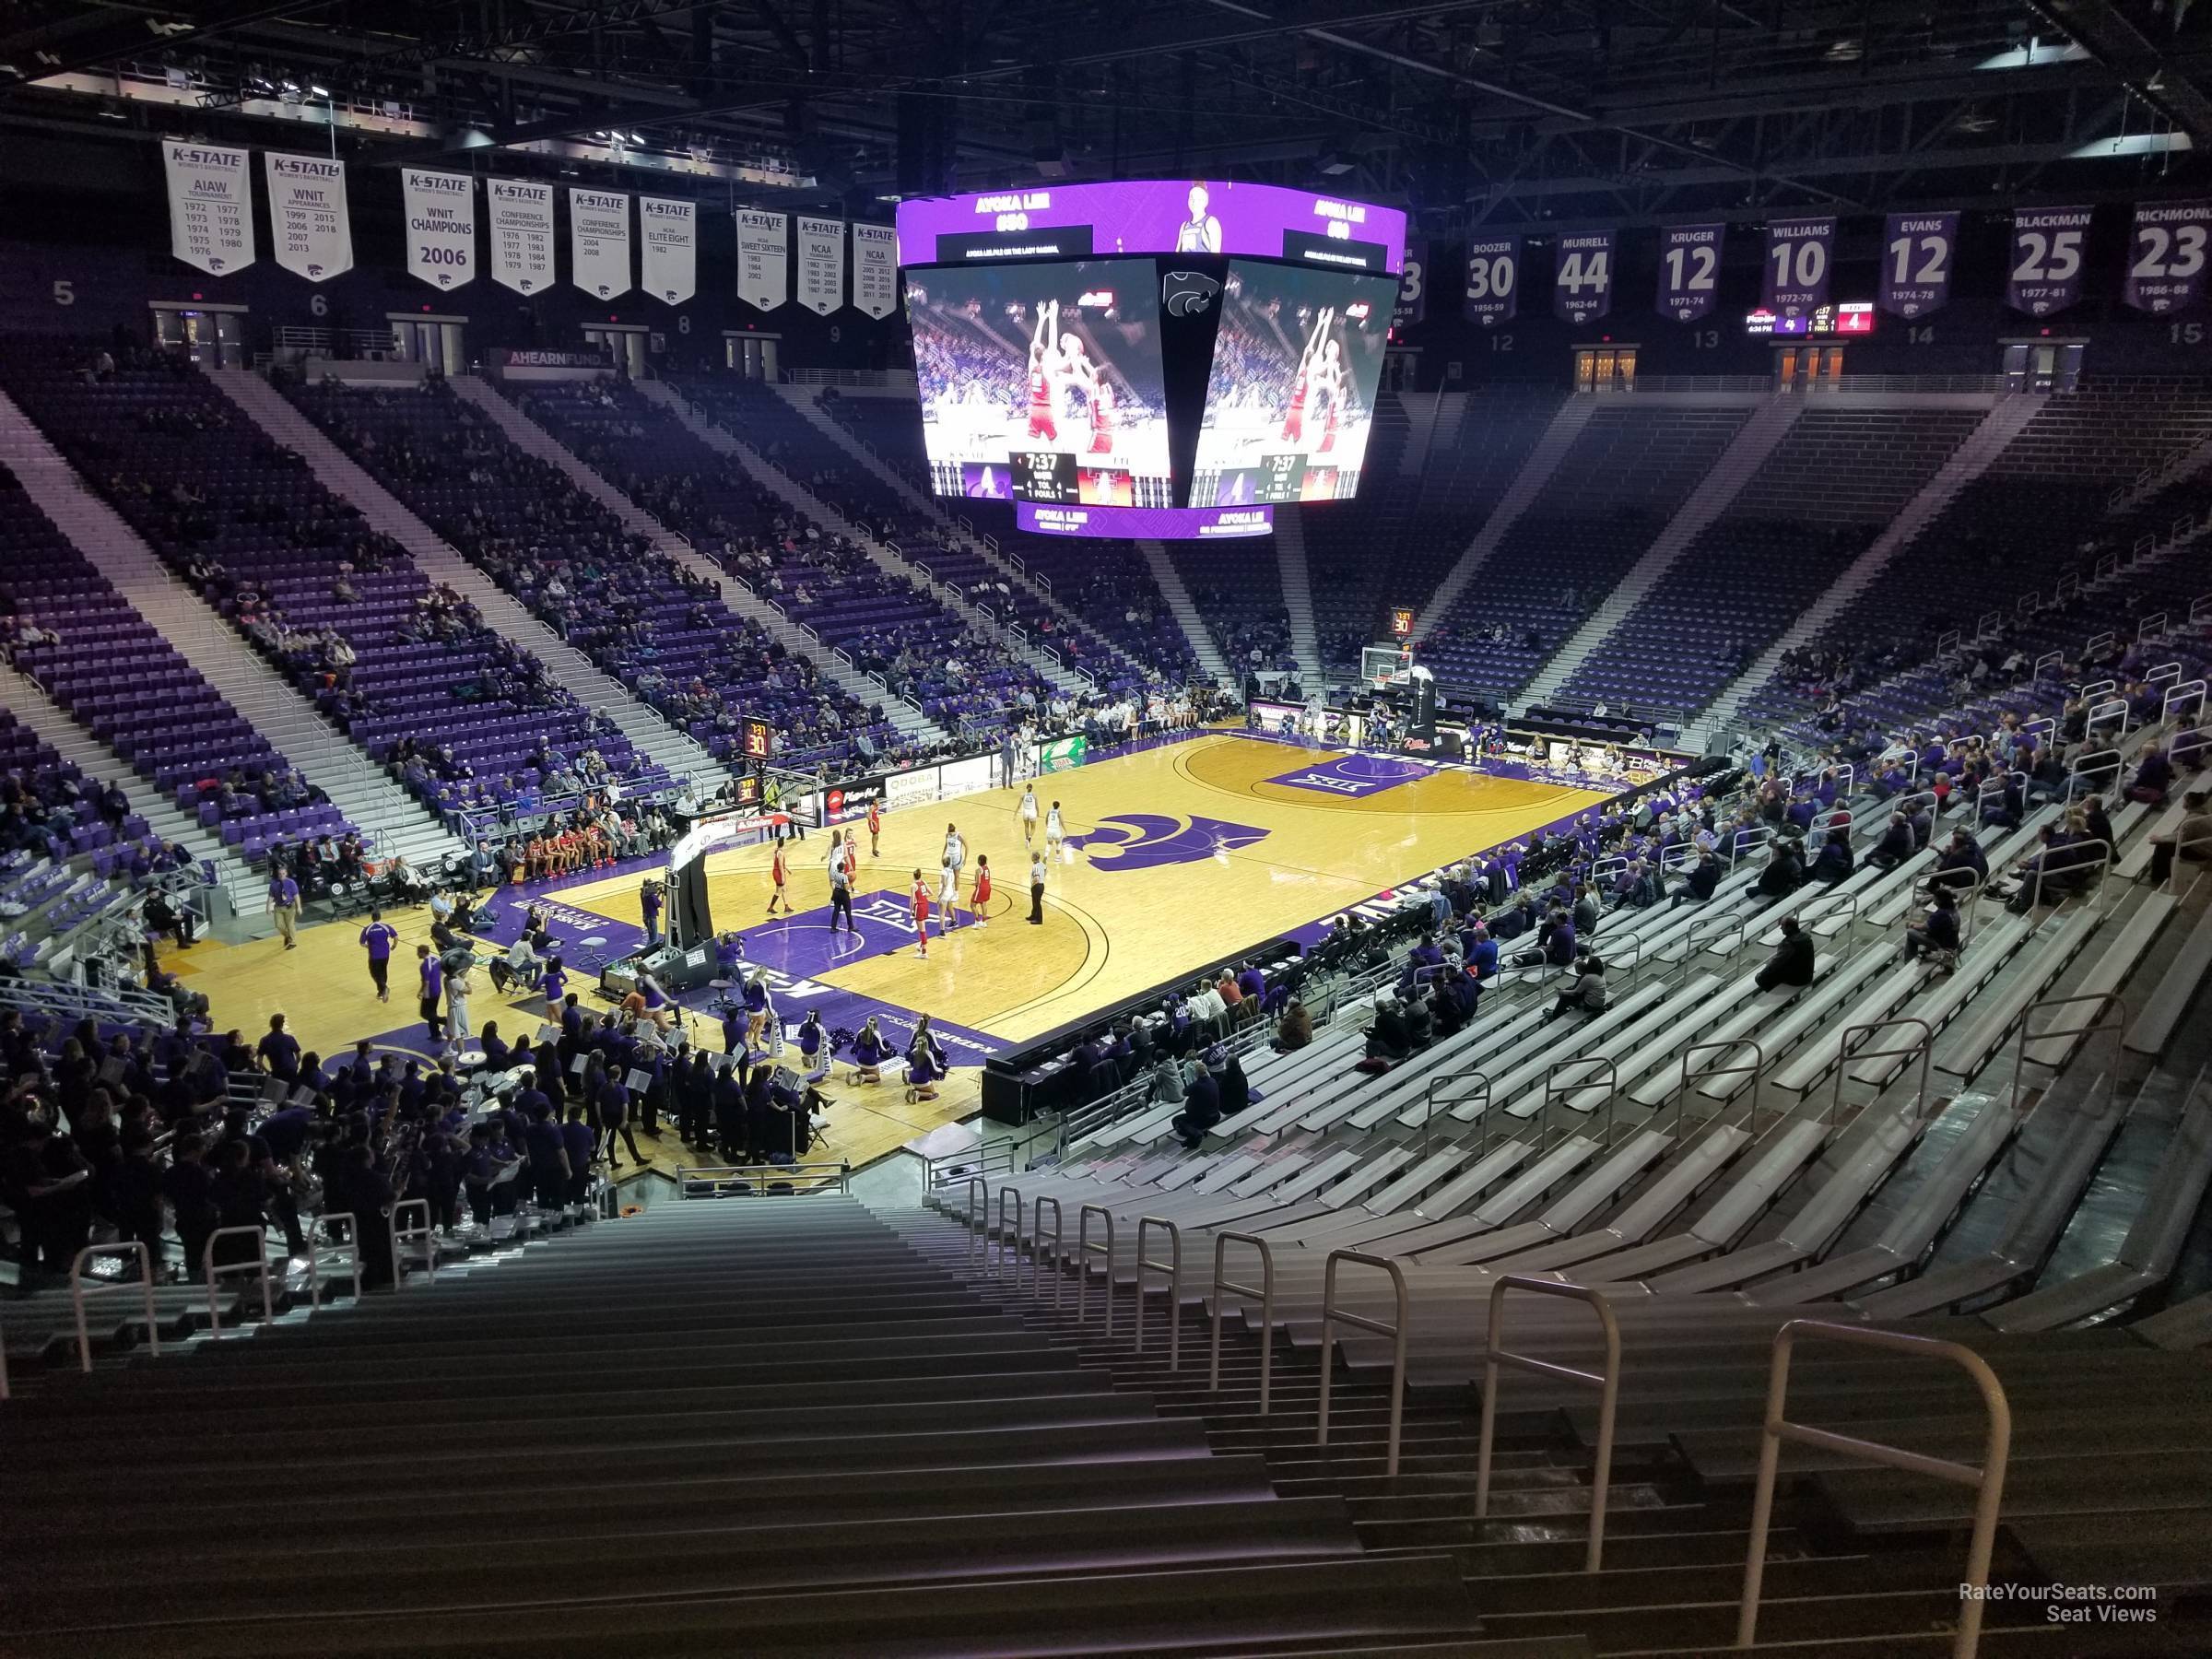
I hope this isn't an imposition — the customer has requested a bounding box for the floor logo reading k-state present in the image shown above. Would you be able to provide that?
[1064,814,1268,869]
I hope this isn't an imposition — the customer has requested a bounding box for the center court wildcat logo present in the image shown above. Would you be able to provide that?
[1064,814,1268,870]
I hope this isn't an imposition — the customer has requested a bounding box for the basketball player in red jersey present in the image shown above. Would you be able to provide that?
[865,796,881,857]
[1312,335,1347,455]
[1025,299,1062,442]
[1278,307,1332,445]
[911,868,932,958]
[1087,370,1116,456]
[767,841,791,917]
[971,853,993,928]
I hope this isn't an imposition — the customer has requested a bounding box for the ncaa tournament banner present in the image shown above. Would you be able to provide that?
[570,188,631,300]
[852,222,900,319]
[639,197,697,305]
[735,209,789,311]
[1392,238,1428,328]
[488,179,555,294]
[796,216,845,314]
[1552,229,1614,324]
[2126,200,2212,313]
[1658,223,1724,323]
[264,154,353,281]
[1879,210,1956,317]
[402,170,477,291]
[2008,205,2091,317]
[1462,233,1519,327]
[1761,214,1832,321]
[162,142,253,275]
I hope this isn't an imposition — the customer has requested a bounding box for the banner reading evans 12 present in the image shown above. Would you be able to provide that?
[1463,234,1519,327]
[570,188,631,300]
[1658,223,1724,323]
[2009,206,2091,317]
[1879,211,1956,317]
[1552,229,1614,324]
[402,170,476,291]
[735,210,789,312]
[639,197,696,305]
[796,216,845,314]
[1761,215,1832,321]
[2125,201,2212,314]
[162,143,253,276]
[852,223,900,319]
[488,179,555,294]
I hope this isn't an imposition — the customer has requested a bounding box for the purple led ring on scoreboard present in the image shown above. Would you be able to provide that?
[1015,501,1275,541]
[895,180,1406,275]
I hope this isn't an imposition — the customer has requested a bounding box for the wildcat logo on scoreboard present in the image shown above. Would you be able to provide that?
[1064,814,1268,870]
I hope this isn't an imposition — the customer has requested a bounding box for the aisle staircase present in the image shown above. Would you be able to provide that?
[1138,539,1238,686]
[1415,397,1599,637]
[208,370,728,792]
[1273,508,1323,678]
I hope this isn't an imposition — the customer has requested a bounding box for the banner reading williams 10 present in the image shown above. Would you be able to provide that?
[1761,214,1832,322]
[2125,200,2212,314]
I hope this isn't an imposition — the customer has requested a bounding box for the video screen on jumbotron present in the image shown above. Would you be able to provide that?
[905,258,1172,508]
[1187,260,1399,507]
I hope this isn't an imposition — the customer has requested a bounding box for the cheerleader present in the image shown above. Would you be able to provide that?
[904,1014,947,1104]
[850,1014,889,1085]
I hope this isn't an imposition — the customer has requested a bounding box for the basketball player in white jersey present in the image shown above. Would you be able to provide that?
[1175,183,1223,253]
[1045,800,1067,857]
[936,857,961,935]
[1018,784,1040,846]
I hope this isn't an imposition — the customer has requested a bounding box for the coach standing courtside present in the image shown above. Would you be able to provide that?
[268,865,301,950]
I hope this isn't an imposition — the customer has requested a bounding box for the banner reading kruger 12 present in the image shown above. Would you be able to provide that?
[1658,223,1724,323]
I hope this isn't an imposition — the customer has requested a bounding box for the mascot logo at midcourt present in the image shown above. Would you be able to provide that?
[1063,814,1268,870]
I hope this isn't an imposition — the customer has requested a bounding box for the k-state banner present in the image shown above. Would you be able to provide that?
[402,170,477,291]
[1879,211,1956,317]
[264,154,352,281]
[640,196,697,305]
[1762,215,1832,320]
[488,179,555,294]
[1393,239,1428,328]
[1552,229,1614,324]
[2009,206,2091,317]
[1463,234,1519,326]
[163,142,253,275]
[2126,200,2212,313]
[796,216,845,314]
[735,209,789,312]
[1658,223,1724,322]
[570,188,631,299]
[852,222,899,319]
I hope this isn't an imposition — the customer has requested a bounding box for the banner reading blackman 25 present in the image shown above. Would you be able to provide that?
[852,222,899,319]
[402,170,476,291]
[1658,223,1724,323]
[1879,210,1956,318]
[570,188,631,299]
[1762,215,1832,322]
[1463,233,1519,327]
[2009,206,2091,317]
[264,154,352,281]
[735,209,789,312]
[796,217,845,313]
[1552,229,1614,324]
[488,180,555,294]
[2126,200,2212,313]
[639,196,696,305]
[162,143,253,276]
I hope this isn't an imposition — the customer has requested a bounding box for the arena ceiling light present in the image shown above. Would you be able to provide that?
[2067,129,2193,157]
[1978,38,2092,70]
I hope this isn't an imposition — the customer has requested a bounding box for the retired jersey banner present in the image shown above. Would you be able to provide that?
[1879,211,1956,318]
[163,142,253,276]
[570,188,631,300]
[796,216,845,314]
[1462,234,1519,327]
[1658,223,1724,323]
[2126,201,2212,314]
[488,179,555,294]
[1552,229,1615,324]
[2009,206,2091,317]
[1762,215,1832,321]
[639,196,696,305]
[1392,239,1428,328]
[402,170,476,291]
[852,222,899,319]
[735,209,789,312]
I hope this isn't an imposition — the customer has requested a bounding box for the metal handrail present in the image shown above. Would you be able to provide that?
[2008,991,2128,1105]
[1032,1194,1064,1304]
[1420,1069,1488,1161]
[1737,1320,2011,1657]
[1825,1015,1934,1126]
[1134,1217,1182,1368]
[69,1241,160,1373]
[1542,1054,1618,1151]
[1209,1231,1276,1414]
[994,1186,1024,1281]
[1475,1275,1622,1572]
[963,1175,989,1264]
[203,1226,273,1338]
[1680,1036,1767,1135]
[391,1198,436,1283]
[305,1212,362,1308]
[1077,1203,1117,1338]
[1316,1249,1410,1478]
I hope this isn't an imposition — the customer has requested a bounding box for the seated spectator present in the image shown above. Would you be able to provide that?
[2127,747,2173,806]
[1753,841,1804,903]
[1669,851,1724,909]
[1808,829,1853,886]
[1171,1058,1221,1149]
[1272,997,1312,1053]
[1866,810,1914,871]
[1903,886,1962,964]
[1931,827,1988,891]
[2147,788,2212,886]
[1547,955,1609,1022]
[1756,916,1817,993]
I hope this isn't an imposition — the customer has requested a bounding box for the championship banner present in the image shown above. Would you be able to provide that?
[263,153,353,282]
[1879,211,1956,318]
[1552,229,1614,324]
[639,196,696,305]
[1392,238,1428,328]
[852,222,899,319]
[796,216,845,314]
[2009,206,2091,317]
[1658,223,1724,323]
[488,179,555,294]
[570,188,631,300]
[735,209,789,311]
[1762,215,1832,321]
[162,142,253,275]
[1462,233,1519,327]
[402,169,477,291]
[2125,200,2212,314]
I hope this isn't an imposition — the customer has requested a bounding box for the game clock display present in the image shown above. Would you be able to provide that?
[1014,450,1080,504]
[740,719,774,762]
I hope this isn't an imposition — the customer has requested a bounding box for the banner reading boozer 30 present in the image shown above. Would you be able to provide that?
[2126,200,2212,314]
[264,153,353,281]
[1462,234,1520,326]
[402,170,477,291]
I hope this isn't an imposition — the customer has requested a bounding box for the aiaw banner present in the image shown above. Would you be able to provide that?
[162,143,253,276]
[488,179,555,294]
[402,170,477,291]
[796,216,845,314]
[735,209,789,312]
[852,222,899,319]
[640,196,697,305]
[570,188,631,299]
